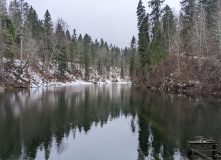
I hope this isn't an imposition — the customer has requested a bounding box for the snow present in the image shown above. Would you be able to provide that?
[8,59,131,88]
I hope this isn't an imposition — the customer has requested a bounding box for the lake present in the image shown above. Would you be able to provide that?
[0,85,221,160]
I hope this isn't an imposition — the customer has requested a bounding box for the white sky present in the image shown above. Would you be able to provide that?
[7,0,181,48]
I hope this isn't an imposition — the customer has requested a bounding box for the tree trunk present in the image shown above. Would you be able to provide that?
[0,56,3,75]
[20,35,23,67]
[20,0,23,68]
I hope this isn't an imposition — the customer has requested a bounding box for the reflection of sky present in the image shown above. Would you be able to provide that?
[1,85,127,119]
[2,85,219,160]
[35,116,184,160]
[36,117,139,160]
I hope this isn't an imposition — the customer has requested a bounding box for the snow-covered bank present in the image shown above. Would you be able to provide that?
[1,59,131,89]
[30,79,131,88]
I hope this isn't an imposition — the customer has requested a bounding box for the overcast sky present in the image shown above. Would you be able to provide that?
[8,0,181,48]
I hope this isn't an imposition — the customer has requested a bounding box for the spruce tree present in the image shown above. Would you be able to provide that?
[180,0,197,48]
[72,29,77,41]
[149,0,166,68]
[44,9,53,36]
[162,5,176,52]
[139,15,151,69]
[130,36,136,78]
[148,0,165,35]
[83,34,91,80]
[66,29,71,40]
[136,0,151,79]
[26,6,43,39]
[9,0,29,67]
[42,9,53,72]
[136,0,146,31]
[55,22,67,77]
[199,0,217,28]
[150,28,167,69]
[0,0,7,15]
[0,15,16,60]
[120,60,124,79]
[69,30,78,67]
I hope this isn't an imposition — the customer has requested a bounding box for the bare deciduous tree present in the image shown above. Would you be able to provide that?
[191,4,208,72]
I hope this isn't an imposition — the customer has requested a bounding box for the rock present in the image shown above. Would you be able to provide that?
[150,87,157,90]
[0,87,5,93]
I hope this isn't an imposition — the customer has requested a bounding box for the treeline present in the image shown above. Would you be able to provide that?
[131,0,221,92]
[0,0,131,81]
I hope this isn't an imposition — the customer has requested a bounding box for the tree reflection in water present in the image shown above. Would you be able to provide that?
[0,85,221,159]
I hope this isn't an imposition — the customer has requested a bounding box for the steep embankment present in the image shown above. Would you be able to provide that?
[0,59,130,91]
[135,53,221,95]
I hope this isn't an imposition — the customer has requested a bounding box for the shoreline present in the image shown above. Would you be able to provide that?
[0,81,132,92]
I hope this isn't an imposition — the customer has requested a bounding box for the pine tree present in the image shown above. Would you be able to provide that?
[150,28,167,69]
[0,0,7,15]
[136,0,151,79]
[0,15,16,60]
[26,6,43,39]
[44,9,53,36]
[8,0,29,68]
[136,0,146,31]
[42,9,54,72]
[199,0,217,28]
[66,29,71,40]
[83,34,91,80]
[72,29,77,41]
[130,36,136,77]
[139,15,151,68]
[180,0,197,48]
[55,22,67,77]
[149,0,167,68]
[69,30,78,67]
[120,60,124,79]
[0,15,16,74]
[162,5,176,52]
[148,0,165,35]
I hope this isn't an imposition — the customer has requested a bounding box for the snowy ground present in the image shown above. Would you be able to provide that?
[9,59,131,88]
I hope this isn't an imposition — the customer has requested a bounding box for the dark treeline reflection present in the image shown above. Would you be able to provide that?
[0,86,221,160]
[130,88,221,160]
[0,85,133,160]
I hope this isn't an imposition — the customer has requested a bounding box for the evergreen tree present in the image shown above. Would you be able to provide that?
[0,0,7,15]
[130,36,136,77]
[66,29,71,40]
[83,34,91,80]
[26,6,43,39]
[72,29,77,41]
[120,60,124,79]
[69,30,78,67]
[136,0,146,31]
[77,34,84,65]
[199,0,217,28]
[162,5,176,52]
[78,34,82,42]
[55,22,67,77]
[150,28,167,69]
[44,9,53,36]
[148,0,165,35]
[149,0,167,68]
[9,0,29,67]
[136,0,151,79]
[42,9,53,72]
[139,15,151,68]
[180,0,197,48]
[0,15,16,60]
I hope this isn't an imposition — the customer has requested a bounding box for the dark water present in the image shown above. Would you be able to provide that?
[0,85,221,160]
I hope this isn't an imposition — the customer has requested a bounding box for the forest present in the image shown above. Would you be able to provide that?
[0,0,131,89]
[1,0,221,94]
[132,0,221,94]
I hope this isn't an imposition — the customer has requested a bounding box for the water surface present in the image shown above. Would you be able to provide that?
[0,85,221,160]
